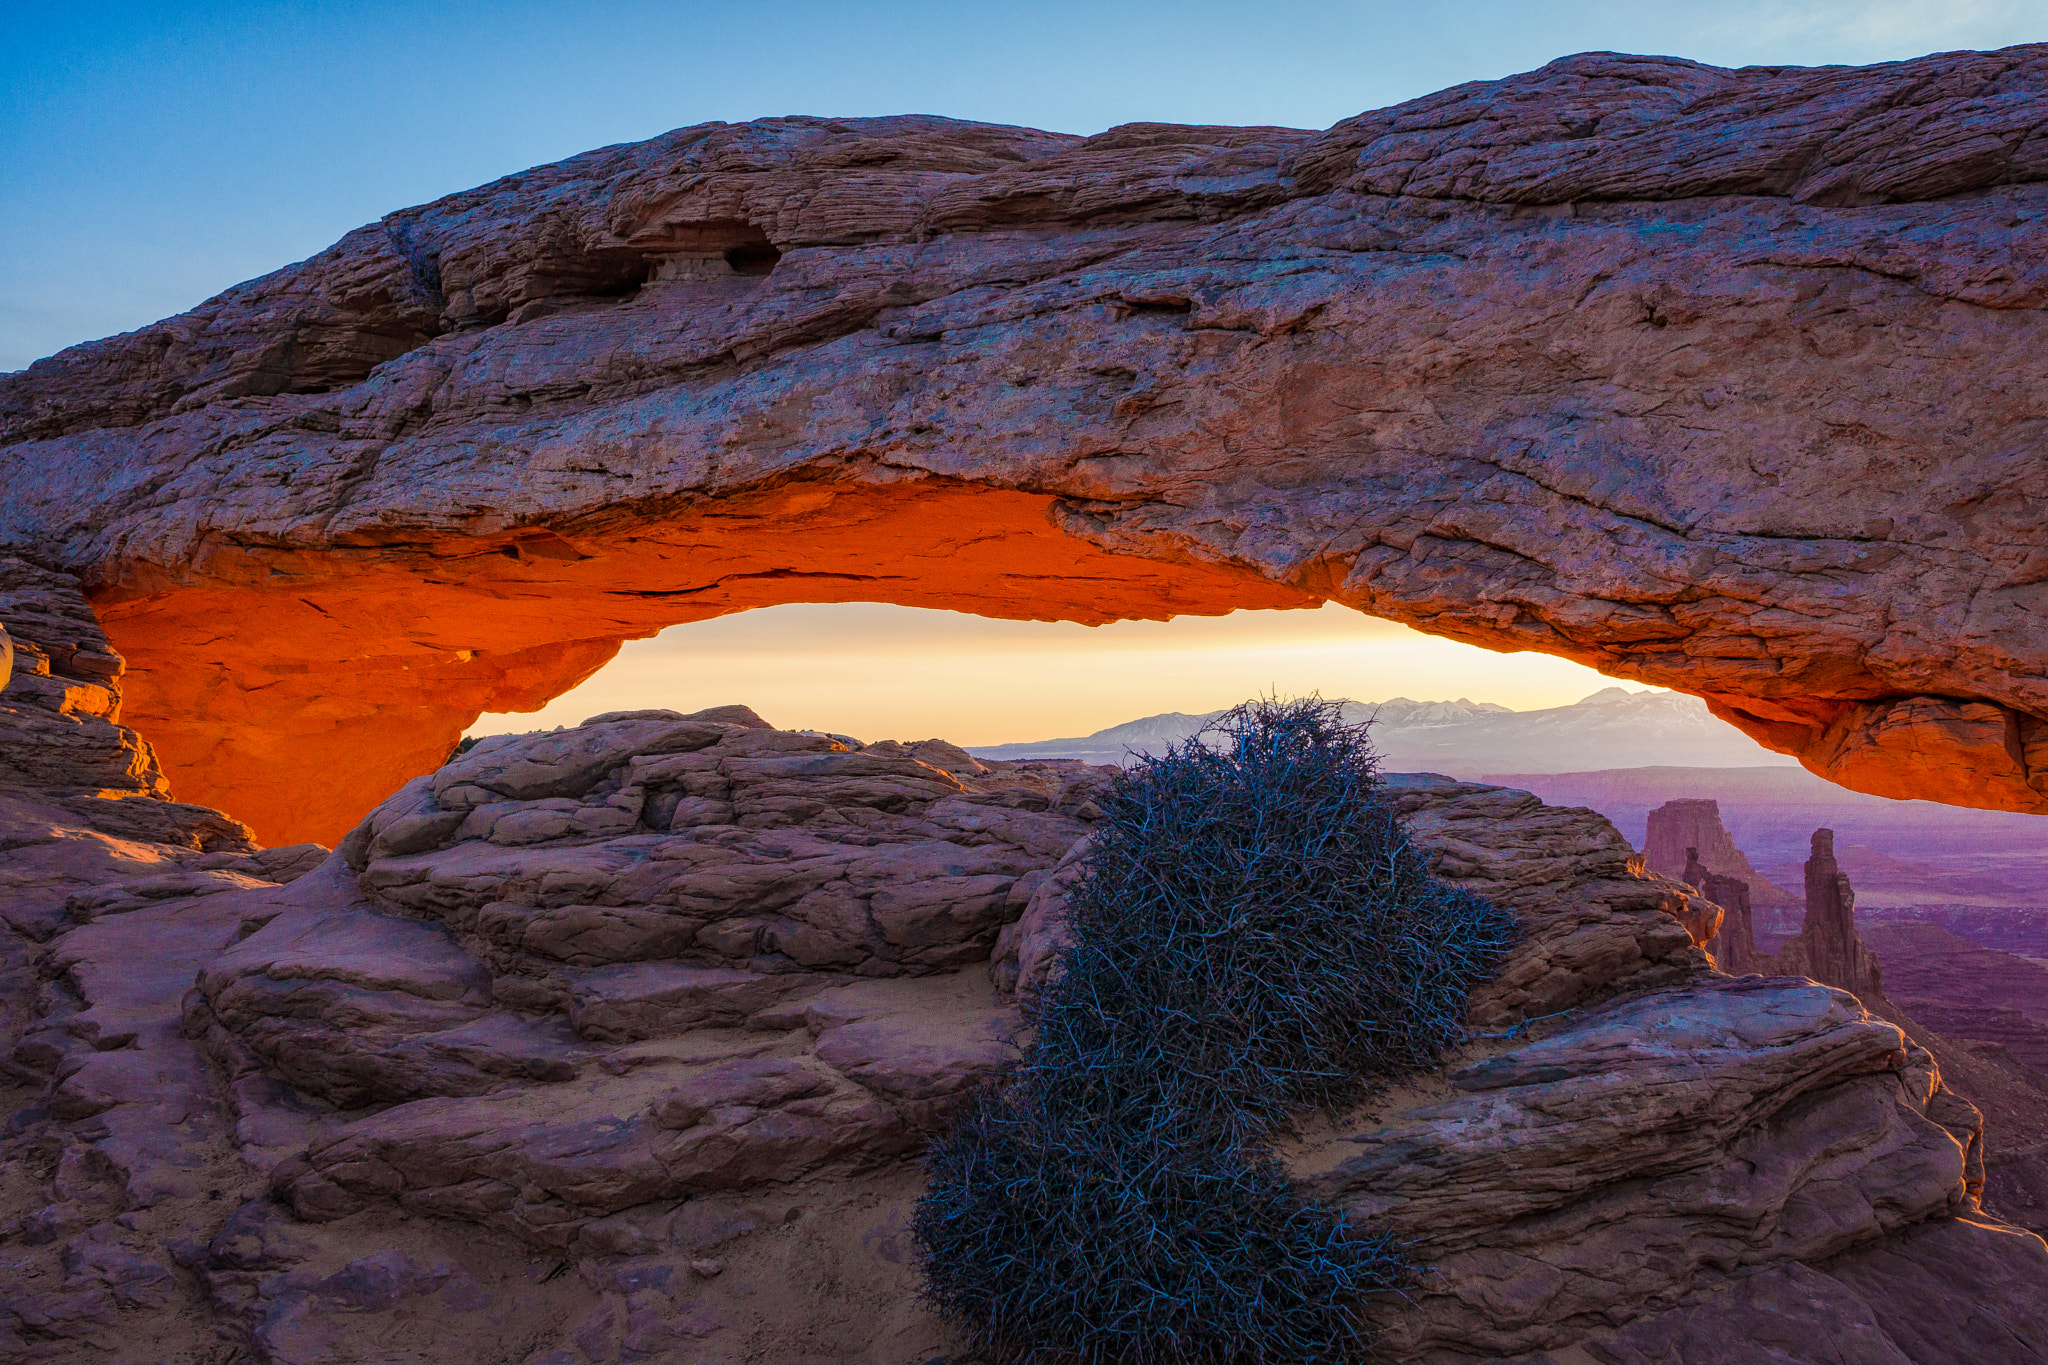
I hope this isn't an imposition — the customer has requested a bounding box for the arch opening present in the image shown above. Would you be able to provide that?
[90,481,1319,847]
[461,598,1671,747]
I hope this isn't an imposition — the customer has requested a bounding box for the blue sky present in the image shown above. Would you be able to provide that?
[5,1,2039,371]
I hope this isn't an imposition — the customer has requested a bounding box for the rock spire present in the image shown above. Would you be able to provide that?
[1775,827,1887,1005]
[1679,841,1764,975]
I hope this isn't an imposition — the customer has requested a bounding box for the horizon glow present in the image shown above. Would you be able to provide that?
[463,602,1697,747]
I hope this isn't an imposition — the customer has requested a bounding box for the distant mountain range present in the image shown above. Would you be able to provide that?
[971,688,1799,774]
[976,692,2048,915]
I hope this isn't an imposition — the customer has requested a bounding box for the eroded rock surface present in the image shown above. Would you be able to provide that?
[0,560,338,1362]
[0,677,1094,1361]
[1304,982,1969,1361]
[173,712,1101,1260]
[8,48,2048,843]
[995,774,2036,1360]
[1573,1216,2048,1365]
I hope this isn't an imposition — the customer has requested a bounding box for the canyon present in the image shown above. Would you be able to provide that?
[1649,792,2048,1247]
[4,39,2048,1365]
[6,47,2048,845]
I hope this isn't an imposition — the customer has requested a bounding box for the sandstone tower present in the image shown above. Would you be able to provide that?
[1774,828,1886,1005]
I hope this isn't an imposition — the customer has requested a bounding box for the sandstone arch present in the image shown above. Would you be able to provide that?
[7,47,2048,846]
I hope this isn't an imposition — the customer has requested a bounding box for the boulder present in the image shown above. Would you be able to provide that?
[1300,981,1962,1359]
[341,710,1100,985]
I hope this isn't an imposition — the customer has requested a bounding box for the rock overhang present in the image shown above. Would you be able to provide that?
[5,45,2048,844]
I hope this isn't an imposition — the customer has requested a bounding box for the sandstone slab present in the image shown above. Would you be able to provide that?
[1577,1215,2048,1365]
[346,710,1097,985]
[1300,981,1966,1360]
[264,960,1023,1248]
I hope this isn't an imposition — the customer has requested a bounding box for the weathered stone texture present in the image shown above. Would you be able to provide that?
[1773,827,1888,1004]
[0,556,306,939]
[7,48,2048,844]
[182,710,1100,1127]
[992,771,2031,1359]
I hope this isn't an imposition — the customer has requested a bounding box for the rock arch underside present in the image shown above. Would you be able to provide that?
[5,47,2048,1365]
[7,47,2048,846]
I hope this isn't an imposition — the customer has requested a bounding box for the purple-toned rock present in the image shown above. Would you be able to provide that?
[1645,799,1793,907]
[1772,828,1887,1005]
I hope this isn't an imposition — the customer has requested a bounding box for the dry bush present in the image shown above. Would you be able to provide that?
[916,698,1517,1363]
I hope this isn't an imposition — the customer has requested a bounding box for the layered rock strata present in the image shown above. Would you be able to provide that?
[0,675,1110,1362]
[1004,776,2037,1362]
[1279,785,2019,1361]
[0,554,320,940]
[1685,835,2048,1248]
[1573,1216,2048,1365]
[1684,844,1766,974]
[9,47,2048,842]
[0,560,334,1363]
[180,709,1112,1245]
[1861,918,2048,1243]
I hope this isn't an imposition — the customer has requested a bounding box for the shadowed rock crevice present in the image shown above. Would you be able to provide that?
[7,44,2048,1360]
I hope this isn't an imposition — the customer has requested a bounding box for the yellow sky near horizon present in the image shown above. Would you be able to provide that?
[467,601,1654,747]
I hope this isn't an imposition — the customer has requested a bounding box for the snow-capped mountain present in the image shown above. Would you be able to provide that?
[970,688,1794,774]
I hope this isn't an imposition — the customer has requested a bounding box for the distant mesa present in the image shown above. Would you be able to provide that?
[1868,905,2048,960]
[1489,766,2048,912]
[1645,797,1795,908]
[1864,920,2048,1093]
